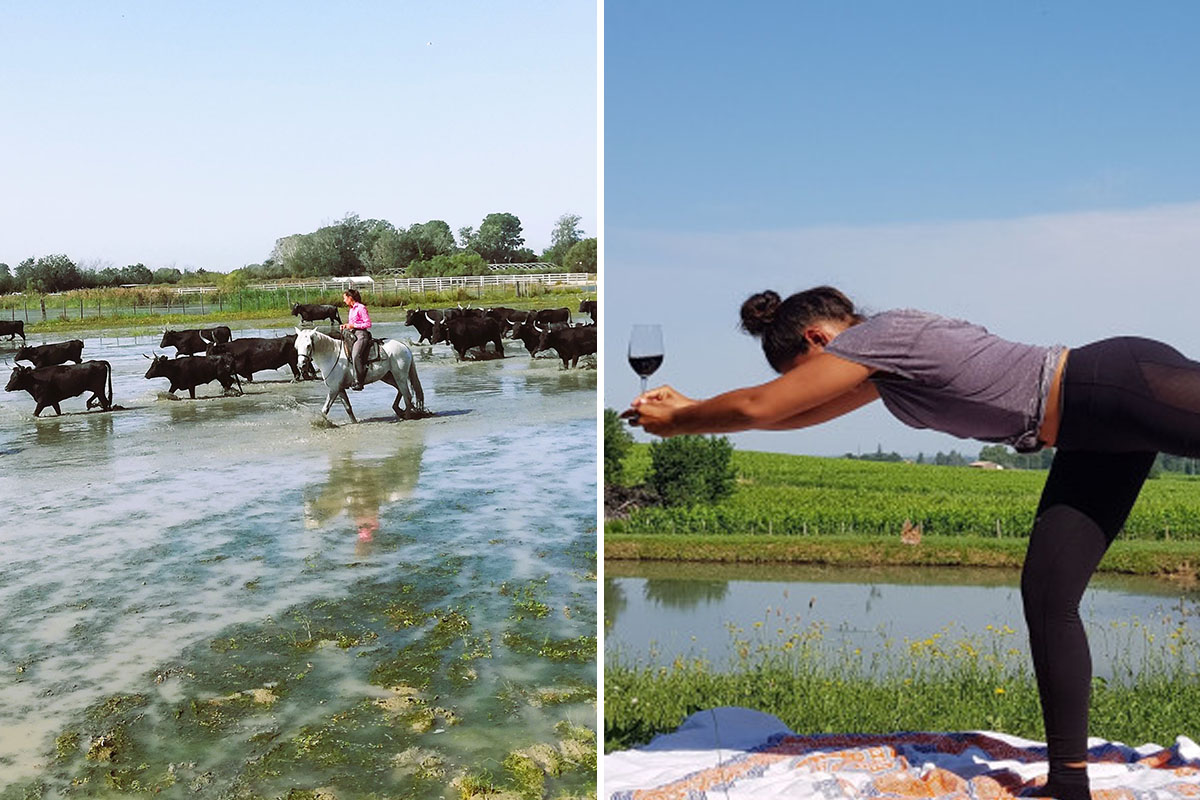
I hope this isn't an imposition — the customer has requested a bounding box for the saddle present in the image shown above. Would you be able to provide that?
[341,335,388,363]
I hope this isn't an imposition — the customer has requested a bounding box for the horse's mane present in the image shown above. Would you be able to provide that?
[299,328,341,357]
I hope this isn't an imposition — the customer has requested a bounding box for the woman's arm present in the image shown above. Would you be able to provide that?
[756,380,879,430]
[629,353,874,436]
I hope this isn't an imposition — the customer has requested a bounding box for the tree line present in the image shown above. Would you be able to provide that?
[0,211,595,294]
[847,443,1200,476]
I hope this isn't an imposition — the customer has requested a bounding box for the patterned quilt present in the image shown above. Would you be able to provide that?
[605,707,1200,800]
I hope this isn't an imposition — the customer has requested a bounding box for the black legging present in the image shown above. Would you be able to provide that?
[1021,336,1200,799]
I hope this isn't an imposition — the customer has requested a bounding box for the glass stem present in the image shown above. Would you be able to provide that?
[640,376,648,394]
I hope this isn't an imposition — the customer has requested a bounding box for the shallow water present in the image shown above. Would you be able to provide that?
[0,321,597,795]
[605,561,1200,680]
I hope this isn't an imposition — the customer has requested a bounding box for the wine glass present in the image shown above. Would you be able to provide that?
[628,324,664,395]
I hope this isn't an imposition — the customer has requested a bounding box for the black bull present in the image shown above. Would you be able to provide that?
[0,320,25,342]
[433,316,505,361]
[144,354,243,399]
[405,309,444,344]
[538,324,597,369]
[15,339,85,367]
[5,361,113,416]
[206,335,315,381]
[160,326,233,355]
[291,303,342,325]
[511,320,568,356]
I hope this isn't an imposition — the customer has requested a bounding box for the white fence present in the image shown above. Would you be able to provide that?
[172,272,595,295]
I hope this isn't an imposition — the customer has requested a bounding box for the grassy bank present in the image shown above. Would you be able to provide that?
[608,446,1200,542]
[606,659,1199,752]
[606,614,1200,751]
[5,287,592,336]
[605,533,1200,580]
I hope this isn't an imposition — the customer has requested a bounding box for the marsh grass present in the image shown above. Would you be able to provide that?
[605,603,1200,752]
[1,287,591,335]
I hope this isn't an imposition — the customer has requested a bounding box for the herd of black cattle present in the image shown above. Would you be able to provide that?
[0,298,598,418]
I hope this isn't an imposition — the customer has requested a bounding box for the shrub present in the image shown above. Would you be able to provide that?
[604,408,634,483]
[648,435,735,507]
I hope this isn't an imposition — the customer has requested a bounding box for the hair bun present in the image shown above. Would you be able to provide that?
[740,290,781,336]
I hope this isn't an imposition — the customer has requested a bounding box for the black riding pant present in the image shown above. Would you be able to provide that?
[349,329,371,385]
[1022,337,1200,789]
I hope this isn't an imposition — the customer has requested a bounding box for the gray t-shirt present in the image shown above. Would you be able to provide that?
[823,309,1065,453]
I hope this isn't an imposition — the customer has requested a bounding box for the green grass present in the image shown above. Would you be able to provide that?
[605,533,1200,578]
[608,446,1200,542]
[606,614,1200,751]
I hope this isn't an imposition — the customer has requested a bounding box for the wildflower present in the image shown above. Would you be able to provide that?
[995,687,1005,695]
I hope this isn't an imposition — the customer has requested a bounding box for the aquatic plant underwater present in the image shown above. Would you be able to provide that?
[4,549,597,799]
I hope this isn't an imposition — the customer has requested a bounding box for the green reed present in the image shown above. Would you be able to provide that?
[605,603,1200,752]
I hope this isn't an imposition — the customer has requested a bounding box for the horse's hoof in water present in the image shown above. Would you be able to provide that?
[310,415,339,430]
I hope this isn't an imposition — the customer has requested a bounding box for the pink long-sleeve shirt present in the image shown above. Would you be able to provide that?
[347,302,371,329]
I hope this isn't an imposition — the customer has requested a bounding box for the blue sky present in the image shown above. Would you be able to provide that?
[604,1,1200,457]
[0,1,596,271]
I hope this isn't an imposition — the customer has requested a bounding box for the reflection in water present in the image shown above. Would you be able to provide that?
[607,563,1200,679]
[303,433,425,555]
[605,578,627,630]
[31,413,116,457]
[643,578,729,610]
[33,419,70,446]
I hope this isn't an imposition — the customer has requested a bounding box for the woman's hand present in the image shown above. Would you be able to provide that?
[621,385,697,437]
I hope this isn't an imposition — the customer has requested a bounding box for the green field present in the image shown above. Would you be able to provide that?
[608,446,1200,542]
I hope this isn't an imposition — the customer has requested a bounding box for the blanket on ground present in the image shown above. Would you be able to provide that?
[605,707,1200,800]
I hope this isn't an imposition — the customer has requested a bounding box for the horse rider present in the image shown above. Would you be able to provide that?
[340,288,372,391]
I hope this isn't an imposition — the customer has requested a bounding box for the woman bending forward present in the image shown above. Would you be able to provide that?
[627,285,1200,800]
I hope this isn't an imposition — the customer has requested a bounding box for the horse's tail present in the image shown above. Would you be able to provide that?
[103,360,113,409]
[408,357,424,407]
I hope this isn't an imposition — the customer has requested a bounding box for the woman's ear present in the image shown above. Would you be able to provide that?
[804,326,831,348]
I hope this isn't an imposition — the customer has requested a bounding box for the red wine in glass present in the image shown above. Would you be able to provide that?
[628,324,664,394]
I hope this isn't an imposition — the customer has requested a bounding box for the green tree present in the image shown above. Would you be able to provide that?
[408,220,456,260]
[541,213,584,266]
[406,251,489,278]
[325,214,369,276]
[121,263,153,284]
[933,450,968,467]
[269,213,369,277]
[648,435,735,507]
[471,212,526,263]
[0,263,12,293]
[152,267,183,284]
[220,270,250,292]
[18,254,83,293]
[561,238,596,273]
[365,227,408,272]
[604,408,635,483]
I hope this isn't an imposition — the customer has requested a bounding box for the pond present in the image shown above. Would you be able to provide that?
[605,561,1200,680]
[0,319,597,797]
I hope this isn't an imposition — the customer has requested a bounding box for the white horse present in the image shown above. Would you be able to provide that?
[294,329,424,423]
